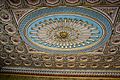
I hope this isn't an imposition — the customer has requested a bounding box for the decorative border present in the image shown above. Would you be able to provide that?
[1,67,120,77]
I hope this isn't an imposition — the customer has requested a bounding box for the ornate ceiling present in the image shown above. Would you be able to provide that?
[0,0,120,78]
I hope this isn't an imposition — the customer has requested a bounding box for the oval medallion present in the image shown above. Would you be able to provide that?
[19,7,112,54]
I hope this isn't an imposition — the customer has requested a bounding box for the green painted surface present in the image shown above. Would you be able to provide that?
[0,74,120,80]
[0,75,82,80]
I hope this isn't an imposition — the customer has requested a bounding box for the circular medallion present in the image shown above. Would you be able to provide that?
[19,7,112,54]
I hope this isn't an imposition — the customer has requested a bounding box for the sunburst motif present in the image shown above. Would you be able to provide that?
[19,7,112,53]
[29,18,101,49]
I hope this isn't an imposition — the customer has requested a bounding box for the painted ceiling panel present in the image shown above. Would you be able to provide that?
[0,0,120,79]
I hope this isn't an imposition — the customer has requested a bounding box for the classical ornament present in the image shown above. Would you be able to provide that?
[0,10,11,22]
[19,7,112,54]
[0,1,120,76]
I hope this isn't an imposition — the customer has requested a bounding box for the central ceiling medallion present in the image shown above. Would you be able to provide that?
[19,7,112,54]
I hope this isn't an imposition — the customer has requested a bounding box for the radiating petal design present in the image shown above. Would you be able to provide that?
[19,7,112,54]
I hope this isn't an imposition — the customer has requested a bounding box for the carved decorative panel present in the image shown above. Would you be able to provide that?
[0,0,120,78]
